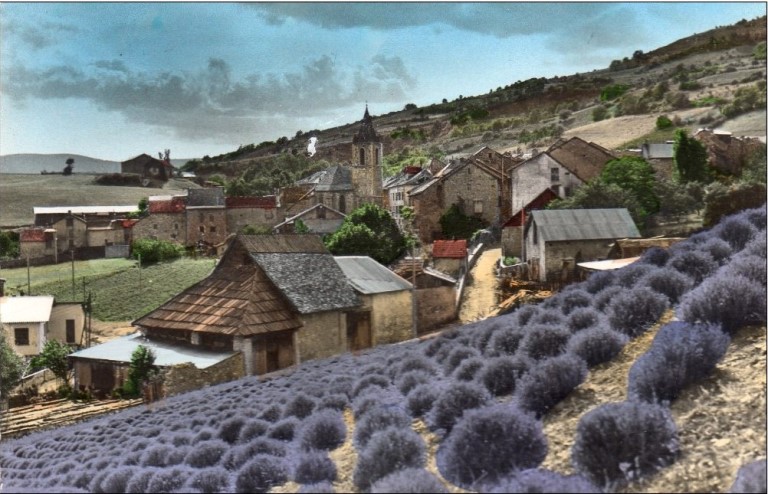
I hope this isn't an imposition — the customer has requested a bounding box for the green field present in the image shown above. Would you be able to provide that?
[1,257,216,321]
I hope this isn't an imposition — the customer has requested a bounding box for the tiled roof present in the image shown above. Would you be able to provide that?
[251,253,360,314]
[334,256,412,294]
[432,239,468,259]
[547,137,615,182]
[149,196,187,214]
[238,234,328,254]
[225,196,277,209]
[528,208,641,242]
[503,188,560,227]
[20,228,47,242]
[133,263,303,336]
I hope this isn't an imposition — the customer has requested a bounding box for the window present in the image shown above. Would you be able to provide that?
[533,223,538,245]
[66,320,76,344]
[210,225,217,233]
[209,214,214,222]
[317,206,326,219]
[153,224,158,230]
[550,167,560,182]
[474,200,484,214]
[14,327,29,346]
[199,225,205,233]
[174,223,179,230]
[359,148,366,167]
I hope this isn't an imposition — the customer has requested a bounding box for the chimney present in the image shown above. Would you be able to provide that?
[0,278,5,297]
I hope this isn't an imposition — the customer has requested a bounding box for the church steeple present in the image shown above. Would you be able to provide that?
[353,105,381,144]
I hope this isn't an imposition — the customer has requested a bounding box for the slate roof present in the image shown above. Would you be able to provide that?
[547,137,615,182]
[383,167,432,189]
[432,240,468,259]
[296,166,353,192]
[334,256,412,294]
[272,204,346,231]
[642,142,675,160]
[187,187,225,207]
[251,252,360,314]
[528,208,641,242]
[238,234,328,254]
[133,263,303,336]
[69,332,236,369]
[0,296,54,323]
[352,106,381,144]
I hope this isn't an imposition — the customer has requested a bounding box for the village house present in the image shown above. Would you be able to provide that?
[430,239,468,278]
[383,165,433,230]
[393,258,458,332]
[273,203,346,235]
[694,128,765,177]
[121,153,174,187]
[0,280,86,357]
[334,256,414,349]
[501,188,560,258]
[226,195,279,234]
[641,141,675,178]
[523,208,641,282]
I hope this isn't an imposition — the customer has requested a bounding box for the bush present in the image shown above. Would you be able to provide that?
[515,354,588,417]
[131,238,185,265]
[392,354,438,379]
[428,382,492,433]
[485,326,526,356]
[453,357,485,381]
[370,468,449,493]
[187,467,231,493]
[480,355,531,397]
[583,270,616,294]
[698,237,734,265]
[593,285,626,311]
[678,273,767,333]
[219,417,246,444]
[353,428,426,491]
[259,404,283,422]
[351,374,391,398]
[714,215,758,251]
[628,322,730,404]
[487,468,601,493]
[355,406,411,448]
[566,307,603,332]
[607,287,668,338]
[100,467,136,493]
[184,439,229,468]
[268,417,300,441]
[567,325,629,367]
[442,346,480,375]
[558,289,593,315]
[406,383,441,417]
[729,458,767,493]
[147,467,188,493]
[514,304,541,326]
[668,250,718,284]
[283,393,316,419]
[571,401,680,490]
[615,263,655,288]
[299,409,346,451]
[437,403,547,490]
[640,268,693,304]
[293,451,337,485]
[638,246,670,267]
[318,393,349,411]
[239,419,271,442]
[726,253,767,286]
[235,455,288,493]
[520,324,572,360]
[298,482,335,493]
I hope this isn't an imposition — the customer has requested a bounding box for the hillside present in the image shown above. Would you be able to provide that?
[0,154,191,175]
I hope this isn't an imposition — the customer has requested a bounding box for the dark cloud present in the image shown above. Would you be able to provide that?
[1,19,79,50]
[2,53,417,141]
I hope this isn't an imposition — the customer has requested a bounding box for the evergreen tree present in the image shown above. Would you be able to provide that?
[673,129,711,183]
[601,157,660,217]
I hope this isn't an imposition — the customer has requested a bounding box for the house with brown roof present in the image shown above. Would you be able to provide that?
[226,195,279,234]
[121,153,174,187]
[128,235,360,382]
[431,239,468,277]
[501,188,560,258]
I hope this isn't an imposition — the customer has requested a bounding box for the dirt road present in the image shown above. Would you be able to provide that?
[458,247,500,324]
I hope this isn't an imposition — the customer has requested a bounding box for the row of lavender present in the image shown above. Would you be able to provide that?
[0,206,765,493]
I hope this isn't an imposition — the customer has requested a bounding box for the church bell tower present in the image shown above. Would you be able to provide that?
[350,106,384,207]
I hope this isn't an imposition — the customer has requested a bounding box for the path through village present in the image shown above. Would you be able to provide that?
[458,247,501,324]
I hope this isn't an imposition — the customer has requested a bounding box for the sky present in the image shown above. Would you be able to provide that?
[1,2,765,162]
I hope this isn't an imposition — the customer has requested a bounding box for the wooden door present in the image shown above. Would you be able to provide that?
[347,312,372,351]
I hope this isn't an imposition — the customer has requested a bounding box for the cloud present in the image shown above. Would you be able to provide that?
[1,18,79,50]
[2,53,417,142]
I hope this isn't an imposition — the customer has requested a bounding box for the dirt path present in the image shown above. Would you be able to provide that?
[458,247,501,324]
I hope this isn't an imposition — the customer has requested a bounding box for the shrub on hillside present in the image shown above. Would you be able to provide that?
[571,401,680,490]
[486,468,601,493]
[729,458,767,493]
[558,289,594,315]
[391,354,439,379]
[698,237,734,265]
[395,370,432,394]
[583,270,616,294]
[187,467,231,493]
[354,406,411,448]
[428,381,493,433]
[235,455,288,493]
[370,468,449,493]
[406,383,441,417]
[638,246,669,266]
[147,467,188,493]
[239,419,270,442]
[615,264,655,288]
[485,325,526,357]
[184,440,228,468]
[131,238,185,265]
[268,417,300,441]
[514,354,588,418]
[283,393,316,419]
[668,250,718,284]
[437,403,547,490]
[514,304,541,327]
[480,355,531,397]
[566,307,604,332]
[353,428,426,491]
[443,346,481,375]
[293,451,337,485]
[725,253,767,286]
[678,273,767,333]
[567,325,629,367]
[351,374,391,399]
[640,267,693,304]
[713,215,758,251]
[259,404,283,422]
[607,287,668,338]
[593,285,627,311]
[318,393,349,411]
[218,417,247,444]
[628,321,730,404]
[519,324,571,360]
[298,481,335,493]
[299,409,346,451]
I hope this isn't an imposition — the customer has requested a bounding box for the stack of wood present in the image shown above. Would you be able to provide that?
[493,276,553,316]
[393,257,423,279]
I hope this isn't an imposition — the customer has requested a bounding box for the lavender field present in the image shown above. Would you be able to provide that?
[0,206,765,493]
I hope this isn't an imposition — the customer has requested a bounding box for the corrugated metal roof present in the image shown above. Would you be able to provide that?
[33,206,136,215]
[334,256,412,294]
[69,333,236,369]
[531,208,641,241]
[0,296,54,323]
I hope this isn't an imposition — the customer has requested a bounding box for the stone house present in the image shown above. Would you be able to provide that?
[186,188,228,250]
[129,235,360,381]
[641,141,675,178]
[132,194,187,244]
[501,188,560,258]
[510,137,615,216]
[18,227,56,260]
[121,153,174,187]
[225,195,279,234]
[393,259,458,333]
[523,208,641,282]
[273,203,346,235]
[0,280,86,357]
[334,256,414,349]
[694,128,765,177]
[294,166,356,215]
[383,166,432,230]
[431,239,468,278]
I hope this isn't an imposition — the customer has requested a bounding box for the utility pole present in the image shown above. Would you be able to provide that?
[71,249,75,299]
[138,253,142,291]
[26,255,31,295]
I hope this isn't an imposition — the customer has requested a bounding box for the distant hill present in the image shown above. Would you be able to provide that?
[0,154,190,174]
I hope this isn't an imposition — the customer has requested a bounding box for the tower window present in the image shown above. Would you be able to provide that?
[359,148,366,167]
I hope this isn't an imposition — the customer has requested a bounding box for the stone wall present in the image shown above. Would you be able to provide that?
[501,226,524,258]
[133,212,186,244]
[442,163,499,225]
[161,353,245,397]
[371,290,413,344]
[296,311,346,362]
[227,207,280,234]
[510,154,582,216]
[536,239,614,282]
[416,286,457,332]
[186,207,229,247]
[410,184,443,244]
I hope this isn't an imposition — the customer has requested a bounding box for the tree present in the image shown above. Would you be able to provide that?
[324,203,407,265]
[547,179,647,228]
[30,340,73,382]
[439,204,488,240]
[294,219,310,234]
[124,345,157,397]
[673,129,710,183]
[0,230,20,259]
[0,334,25,402]
[600,157,660,217]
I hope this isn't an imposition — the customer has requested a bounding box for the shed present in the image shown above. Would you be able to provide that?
[431,239,468,277]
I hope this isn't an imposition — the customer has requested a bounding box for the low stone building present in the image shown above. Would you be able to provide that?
[431,239,468,278]
[273,203,346,235]
[501,188,560,258]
